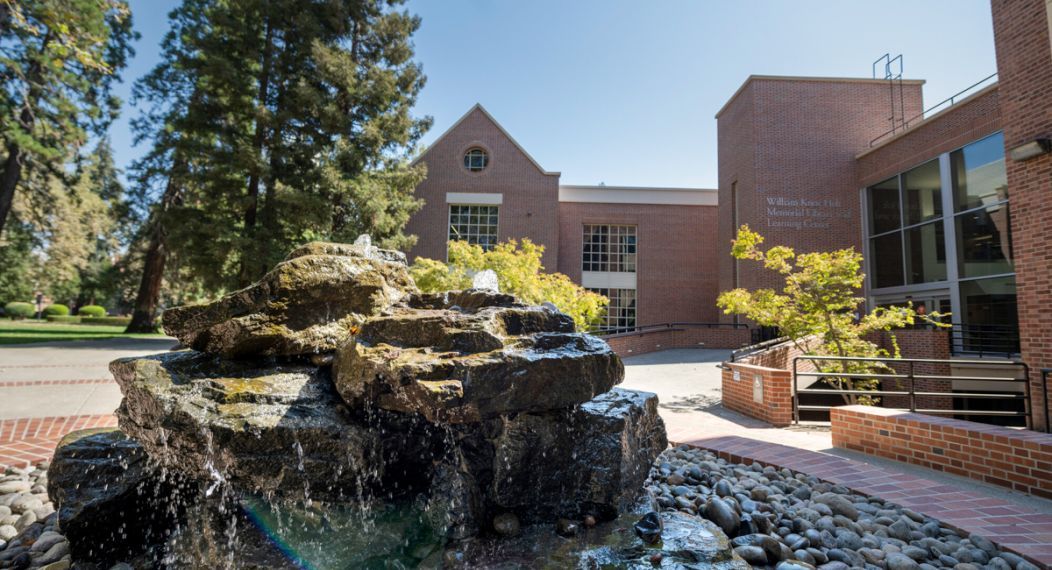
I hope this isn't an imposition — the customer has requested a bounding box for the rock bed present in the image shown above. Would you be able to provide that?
[0,463,71,570]
[646,445,1040,570]
[1,446,1045,570]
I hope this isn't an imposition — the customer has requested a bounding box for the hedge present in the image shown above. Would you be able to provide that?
[46,315,82,323]
[4,302,35,319]
[44,303,70,316]
[80,316,132,326]
[77,305,107,317]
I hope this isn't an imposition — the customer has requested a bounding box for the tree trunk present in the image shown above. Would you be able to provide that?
[124,170,183,333]
[237,18,275,288]
[0,144,22,237]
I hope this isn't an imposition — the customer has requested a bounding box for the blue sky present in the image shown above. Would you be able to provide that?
[113,0,997,189]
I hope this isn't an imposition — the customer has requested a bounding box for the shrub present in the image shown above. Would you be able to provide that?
[44,304,70,316]
[46,315,82,323]
[4,302,35,320]
[81,316,132,326]
[78,305,107,317]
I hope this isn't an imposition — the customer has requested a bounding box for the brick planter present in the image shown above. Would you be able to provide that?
[831,405,1052,499]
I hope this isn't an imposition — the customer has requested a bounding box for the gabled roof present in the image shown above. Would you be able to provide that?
[413,103,560,176]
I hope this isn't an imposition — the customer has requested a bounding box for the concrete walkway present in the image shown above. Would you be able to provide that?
[0,337,177,420]
[0,337,176,467]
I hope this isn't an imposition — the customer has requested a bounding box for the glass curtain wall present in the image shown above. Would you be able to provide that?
[864,132,1016,350]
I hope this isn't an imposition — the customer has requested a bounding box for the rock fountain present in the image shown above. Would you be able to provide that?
[42,240,745,568]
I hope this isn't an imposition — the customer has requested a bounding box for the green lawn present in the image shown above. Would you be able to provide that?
[0,320,167,346]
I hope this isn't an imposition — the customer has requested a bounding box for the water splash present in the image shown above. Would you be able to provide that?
[472,269,499,292]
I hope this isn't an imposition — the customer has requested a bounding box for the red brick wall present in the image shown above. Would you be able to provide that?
[721,362,794,427]
[855,86,1002,188]
[604,327,751,357]
[407,106,561,268]
[992,0,1052,431]
[716,77,926,312]
[557,202,721,326]
[832,405,1052,499]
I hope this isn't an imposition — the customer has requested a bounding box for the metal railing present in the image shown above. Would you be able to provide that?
[595,322,748,339]
[791,354,1034,429]
[730,336,789,363]
[1042,369,1052,433]
[870,73,998,147]
[947,323,1020,358]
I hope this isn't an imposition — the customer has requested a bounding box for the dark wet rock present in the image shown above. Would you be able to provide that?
[813,492,859,521]
[555,518,579,537]
[332,299,621,423]
[162,242,414,358]
[703,497,740,537]
[47,428,186,565]
[634,511,664,544]
[886,551,922,570]
[111,351,438,502]
[492,513,520,537]
[460,388,667,525]
[735,545,768,565]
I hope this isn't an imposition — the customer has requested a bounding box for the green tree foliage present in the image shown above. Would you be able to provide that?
[411,239,609,331]
[0,219,34,303]
[0,0,136,237]
[716,225,941,404]
[125,0,430,331]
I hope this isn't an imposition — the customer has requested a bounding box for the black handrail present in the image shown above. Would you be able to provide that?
[730,336,790,363]
[791,355,1033,429]
[595,322,748,339]
[947,323,1020,358]
[1042,369,1052,434]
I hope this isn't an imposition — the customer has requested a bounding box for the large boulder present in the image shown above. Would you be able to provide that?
[47,428,188,565]
[162,241,414,358]
[333,292,624,423]
[431,388,668,537]
[111,351,439,501]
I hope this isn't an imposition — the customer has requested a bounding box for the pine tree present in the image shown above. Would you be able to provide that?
[0,0,136,237]
[125,0,430,331]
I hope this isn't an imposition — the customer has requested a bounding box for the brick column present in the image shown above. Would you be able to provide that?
[992,0,1052,431]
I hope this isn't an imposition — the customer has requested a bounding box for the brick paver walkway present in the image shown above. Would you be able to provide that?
[682,434,1052,567]
[0,414,118,468]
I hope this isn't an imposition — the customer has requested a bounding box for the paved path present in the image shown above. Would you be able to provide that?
[0,337,176,467]
[622,348,1052,567]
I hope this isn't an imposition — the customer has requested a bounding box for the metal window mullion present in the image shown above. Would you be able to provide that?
[939,152,962,326]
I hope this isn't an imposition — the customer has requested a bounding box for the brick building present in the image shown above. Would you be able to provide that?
[407,0,1052,427]
[408,104,720,331]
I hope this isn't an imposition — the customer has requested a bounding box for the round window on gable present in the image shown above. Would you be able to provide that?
[464,148,488,172]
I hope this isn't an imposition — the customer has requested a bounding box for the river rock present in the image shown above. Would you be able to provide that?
[111,351,436,501]
[162,242,414,358]
[333,293,622,422]
[46,428,184,565]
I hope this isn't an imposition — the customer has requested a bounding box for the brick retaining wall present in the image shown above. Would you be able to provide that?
[831,405,1052,499]
[605,327,751,357]
[721,362,795,427]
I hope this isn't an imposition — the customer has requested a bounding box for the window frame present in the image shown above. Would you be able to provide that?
[448,204,499,254]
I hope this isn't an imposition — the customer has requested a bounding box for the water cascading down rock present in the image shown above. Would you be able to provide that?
[46,239,676,566]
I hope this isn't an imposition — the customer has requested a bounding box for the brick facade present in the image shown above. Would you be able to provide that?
[407,105,561,269]
[716,77,925,313]
[557,202,720,326]
[408,105,721,331]
[855,86,1002,188]
[992,0,1052,431]
[831,405,1052,499]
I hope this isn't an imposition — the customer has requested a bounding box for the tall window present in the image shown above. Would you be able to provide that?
[589,288,636,332]
[950,132,1015,330]
[583,225,637,272]
[449,205,498,251]
[866,158,946,288]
